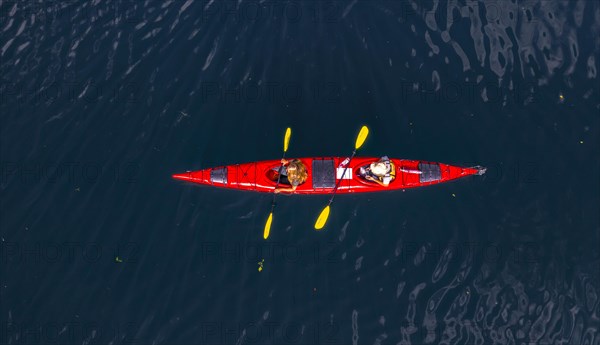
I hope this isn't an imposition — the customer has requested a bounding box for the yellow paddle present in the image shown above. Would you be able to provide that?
[315,126,369,230]
[263,127,292,239]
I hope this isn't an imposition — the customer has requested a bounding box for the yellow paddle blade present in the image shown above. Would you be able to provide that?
[263,213,273,239]
[355,126,369,149]
[314,205,330,230]
[283,128,292,152]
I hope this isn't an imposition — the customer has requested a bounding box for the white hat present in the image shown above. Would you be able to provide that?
[370,162,388,176]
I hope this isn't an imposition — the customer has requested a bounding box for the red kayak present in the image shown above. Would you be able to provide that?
[172,157,486,194]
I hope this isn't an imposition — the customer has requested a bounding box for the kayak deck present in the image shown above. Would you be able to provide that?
[172,157,485,194]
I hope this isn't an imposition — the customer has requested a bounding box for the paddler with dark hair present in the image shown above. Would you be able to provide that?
[274,158,308,193]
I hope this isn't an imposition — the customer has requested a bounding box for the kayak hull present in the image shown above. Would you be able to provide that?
[172,157,485,194]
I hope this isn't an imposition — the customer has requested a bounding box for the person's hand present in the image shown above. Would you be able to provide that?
[274,189,281,194]
[365,175,374,180]
[280,159,288,164]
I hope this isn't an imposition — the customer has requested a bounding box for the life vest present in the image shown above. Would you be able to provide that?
[381,159,395,184]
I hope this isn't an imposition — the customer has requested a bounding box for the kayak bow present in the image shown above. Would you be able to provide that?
[172,157,486,194]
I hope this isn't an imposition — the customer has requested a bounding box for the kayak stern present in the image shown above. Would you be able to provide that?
[172,170,211,185]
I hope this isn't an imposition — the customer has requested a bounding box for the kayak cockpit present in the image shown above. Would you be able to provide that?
[266,167,291,185]
[356,159,397,186]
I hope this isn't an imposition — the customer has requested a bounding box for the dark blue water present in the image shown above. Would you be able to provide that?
[1,1,599,344]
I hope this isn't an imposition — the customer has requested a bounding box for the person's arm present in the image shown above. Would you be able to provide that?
[274,185,297,193]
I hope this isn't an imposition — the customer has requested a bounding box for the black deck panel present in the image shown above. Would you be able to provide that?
[312,160,335,188]
[418,163,441,183]
[210,167,227,184]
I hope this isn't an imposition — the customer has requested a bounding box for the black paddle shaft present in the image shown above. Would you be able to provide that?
[327,150,357,205]
[270,153,287,210]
